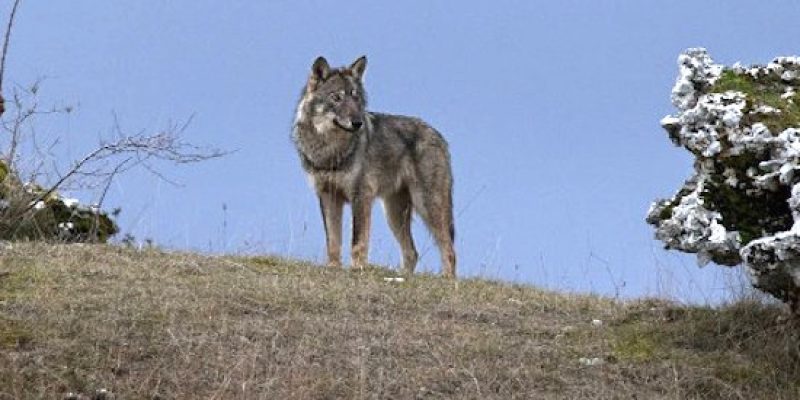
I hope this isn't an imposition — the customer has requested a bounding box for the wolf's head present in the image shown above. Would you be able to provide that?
[296,56,368,133]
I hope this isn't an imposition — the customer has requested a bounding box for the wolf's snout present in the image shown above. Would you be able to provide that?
[351,120,363,130]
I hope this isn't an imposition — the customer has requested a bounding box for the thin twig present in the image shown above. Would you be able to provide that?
[0,0,21,92]
[2,80,226,240]
[97,157,129,208]
[28,145,113,210]
[90,157,129,240]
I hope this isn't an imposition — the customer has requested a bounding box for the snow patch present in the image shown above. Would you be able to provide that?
[649,49,800,304]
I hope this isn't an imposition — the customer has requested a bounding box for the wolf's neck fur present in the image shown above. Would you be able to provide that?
[293,100,361,172]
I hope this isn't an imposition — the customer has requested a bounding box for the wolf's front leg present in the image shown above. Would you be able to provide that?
[351,195,373,270]
[319,191,344,267]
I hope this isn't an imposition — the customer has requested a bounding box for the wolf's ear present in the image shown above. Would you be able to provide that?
[311,56,330,81]
[349,56,367,80]
[307,56,330,92]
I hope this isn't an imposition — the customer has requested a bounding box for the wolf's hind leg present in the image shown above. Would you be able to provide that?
[384,189,418,275]
[411,186,456,278]
[431,205,456,279]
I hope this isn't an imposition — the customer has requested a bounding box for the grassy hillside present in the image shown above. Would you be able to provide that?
[1,243,799,399]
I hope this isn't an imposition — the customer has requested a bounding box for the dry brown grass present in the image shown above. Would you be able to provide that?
[1,243,799,399]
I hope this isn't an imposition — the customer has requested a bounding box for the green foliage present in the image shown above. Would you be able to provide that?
[0,161,7,185]
[0,316,32,349]
[703,157,793,245]
[0,159,119,243]
[712,69,800,133]
[611,302,800,394]
[612,323,664,362]
[691,69,800,247]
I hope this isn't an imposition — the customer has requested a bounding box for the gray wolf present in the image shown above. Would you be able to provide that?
[292,56,456,277]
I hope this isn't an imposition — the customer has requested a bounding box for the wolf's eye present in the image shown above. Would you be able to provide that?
[349,89,358,97]
[329,92,343,102]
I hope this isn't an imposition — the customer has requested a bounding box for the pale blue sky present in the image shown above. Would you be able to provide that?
[5,1,800,302]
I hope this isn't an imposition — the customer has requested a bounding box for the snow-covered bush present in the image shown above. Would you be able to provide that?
[648,48,800,309]
[0,159,118,243]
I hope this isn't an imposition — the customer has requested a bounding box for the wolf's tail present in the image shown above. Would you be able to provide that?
[448,187,455,242]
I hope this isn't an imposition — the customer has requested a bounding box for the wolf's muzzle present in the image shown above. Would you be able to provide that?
[335,119,363,132]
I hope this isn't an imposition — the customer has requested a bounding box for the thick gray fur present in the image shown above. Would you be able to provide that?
[292,56,456,277]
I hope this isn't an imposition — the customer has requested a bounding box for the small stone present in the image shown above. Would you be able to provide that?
[579,357,605,366]
[93,388,115,400]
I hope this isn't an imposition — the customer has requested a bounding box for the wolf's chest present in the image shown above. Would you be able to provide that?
[306,167,361,199]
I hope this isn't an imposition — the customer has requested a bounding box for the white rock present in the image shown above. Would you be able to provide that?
[61,197,79,208]
[752,105,781,115]
[579,357,605,366]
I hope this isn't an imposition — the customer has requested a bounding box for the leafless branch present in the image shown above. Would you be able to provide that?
[98,158,130,208]
[0,6,228,241]
[0,0,22,117]
[0,0,20,91]
[89,157,129,238]
[23,118,227,213]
